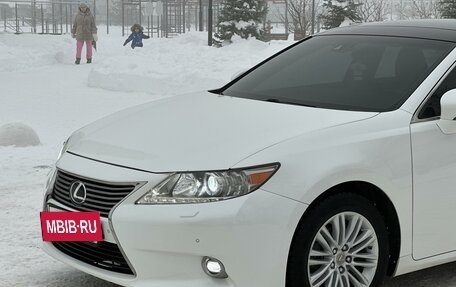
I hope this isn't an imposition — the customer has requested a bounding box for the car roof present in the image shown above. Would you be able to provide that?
[317,19,456,42]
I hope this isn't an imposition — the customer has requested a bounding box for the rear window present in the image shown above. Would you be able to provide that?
[222,35,455,112]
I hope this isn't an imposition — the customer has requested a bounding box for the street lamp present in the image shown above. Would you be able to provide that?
[199,0,203,31]
[208,0,213,45]
[106,0,109,34]
[311,0,315,34]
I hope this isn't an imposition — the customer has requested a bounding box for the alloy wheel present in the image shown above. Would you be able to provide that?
[307,212,379,287]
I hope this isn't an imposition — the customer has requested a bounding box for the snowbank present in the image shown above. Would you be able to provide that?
[88,32,294,95]
[0,29,293,94]
[0,34,74,72]
[0,123,41,147]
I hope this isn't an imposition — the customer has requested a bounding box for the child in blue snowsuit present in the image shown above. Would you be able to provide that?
[123,24,150,49]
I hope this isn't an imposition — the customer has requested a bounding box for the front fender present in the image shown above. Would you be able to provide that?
[233,110,413,257]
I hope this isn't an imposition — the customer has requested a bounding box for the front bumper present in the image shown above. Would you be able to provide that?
[42,153,308,287]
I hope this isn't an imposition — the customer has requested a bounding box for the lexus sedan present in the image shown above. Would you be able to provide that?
[42,20,456,287]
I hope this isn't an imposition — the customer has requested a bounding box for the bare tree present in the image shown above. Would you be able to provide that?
[395,0,440,19]
[280,0,321,38]
[356,0,391,22]
[289,0,310,35]
[411,0,440,18]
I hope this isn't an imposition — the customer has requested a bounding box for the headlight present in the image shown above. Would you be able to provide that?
[136,163,280,204]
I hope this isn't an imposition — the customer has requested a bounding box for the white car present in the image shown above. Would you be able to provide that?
[42,19,456,287]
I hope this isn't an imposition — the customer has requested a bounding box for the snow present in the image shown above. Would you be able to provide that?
[219,20,258,30]
[87,31,285,95]
[0,26,453,286]
[234,20,257,30]
[0,123,41,147]
[0,28,292,286]
[339,17,353,27]
[331,0,349,8]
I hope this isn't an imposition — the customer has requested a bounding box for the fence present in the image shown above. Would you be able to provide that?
[120,0,222,38]
[0,0,289,41]
[0,0,97,34]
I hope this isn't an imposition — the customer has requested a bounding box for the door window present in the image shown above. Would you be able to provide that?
[419,65,456,119]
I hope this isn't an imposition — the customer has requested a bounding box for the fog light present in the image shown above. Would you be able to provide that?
[202,256,228,279]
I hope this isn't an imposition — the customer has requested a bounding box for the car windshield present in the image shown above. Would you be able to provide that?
[222,35,455,112]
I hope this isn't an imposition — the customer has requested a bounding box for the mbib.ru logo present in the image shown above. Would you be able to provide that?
[46,219,98,234]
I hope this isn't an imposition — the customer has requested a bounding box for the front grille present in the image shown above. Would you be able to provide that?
[51,170,137,217]
[52,241,134,275]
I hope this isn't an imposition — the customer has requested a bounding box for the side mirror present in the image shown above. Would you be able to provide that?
[231,69,248,81]
[438,89,456,134]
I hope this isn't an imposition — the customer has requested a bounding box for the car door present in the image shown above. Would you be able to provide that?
[411,64,456,260]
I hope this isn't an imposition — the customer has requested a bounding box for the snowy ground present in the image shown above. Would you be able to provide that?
[0,28,454,286]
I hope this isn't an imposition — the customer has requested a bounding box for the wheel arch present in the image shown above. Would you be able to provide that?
[287,181,401,278]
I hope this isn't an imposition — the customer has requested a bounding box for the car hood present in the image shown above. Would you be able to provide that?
[66,92,378,173]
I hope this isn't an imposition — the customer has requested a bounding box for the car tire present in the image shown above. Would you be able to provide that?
[287,192,389,287]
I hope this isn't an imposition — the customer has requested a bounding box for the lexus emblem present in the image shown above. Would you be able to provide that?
[70,181,87,205]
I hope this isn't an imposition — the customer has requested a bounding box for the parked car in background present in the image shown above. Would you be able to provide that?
[42,20,456,287]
